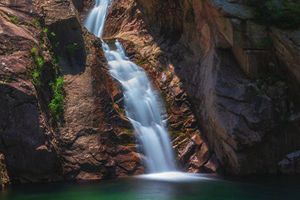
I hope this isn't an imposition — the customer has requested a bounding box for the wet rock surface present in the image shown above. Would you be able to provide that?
[104,0,300,175]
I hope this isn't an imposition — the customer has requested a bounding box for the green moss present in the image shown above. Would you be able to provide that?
[8,15,19,24]
[120,128,134,136]
[252,0,300,29]
[30,47,45,86]
[49,77,64,122]
[30,23,65,123]
[170,130,184,139]
[136,58,148,66]
[32,18,41,28]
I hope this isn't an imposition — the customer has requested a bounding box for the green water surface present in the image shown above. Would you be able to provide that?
[1,175,299,200]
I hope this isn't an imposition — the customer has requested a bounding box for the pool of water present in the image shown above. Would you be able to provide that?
[1,174,299,200]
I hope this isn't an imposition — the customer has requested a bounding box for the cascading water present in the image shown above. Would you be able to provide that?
[85,0,176,173]
[102,41,176,173]
[85,0,197,176]
[85,0,111,38]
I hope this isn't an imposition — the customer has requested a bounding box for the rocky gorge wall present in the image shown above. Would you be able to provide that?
[115,0,300,175]
[0,0,218,187]
[0,0,300,188]
[98,0,300,175]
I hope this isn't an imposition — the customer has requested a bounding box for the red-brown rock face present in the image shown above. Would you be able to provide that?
[1,0,299,186]
[101,0,300,175]
[0,1,61,183]
[40,0,144,181]
[0,0,144,184]
[131,0,300,175]
[103,0,219,173]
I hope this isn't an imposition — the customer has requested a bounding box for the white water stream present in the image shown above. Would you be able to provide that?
[85,0,197,176]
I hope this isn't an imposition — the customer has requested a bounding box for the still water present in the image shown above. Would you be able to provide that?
[1,175,299,200]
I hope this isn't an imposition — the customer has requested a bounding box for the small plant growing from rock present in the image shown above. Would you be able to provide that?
[8,15,19,24]
[49,77,64,122]
[30,47,45,86]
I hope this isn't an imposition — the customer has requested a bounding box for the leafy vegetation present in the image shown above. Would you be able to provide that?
[49,77,64,122]
[252,0,300,29]
[8,15,19,24]
[30,47,45,86]
[32,18,41,28]
[30,22,65,123]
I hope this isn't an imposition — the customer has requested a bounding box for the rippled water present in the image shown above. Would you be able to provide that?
[1,176,300,200]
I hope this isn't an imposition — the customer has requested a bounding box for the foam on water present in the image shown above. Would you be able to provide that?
[137,172,213,182]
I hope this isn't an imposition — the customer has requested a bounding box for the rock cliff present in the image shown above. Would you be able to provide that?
[116,0,300,175]
[0,0,300,186]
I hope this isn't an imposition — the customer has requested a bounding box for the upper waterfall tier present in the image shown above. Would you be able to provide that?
[85,0,111,37]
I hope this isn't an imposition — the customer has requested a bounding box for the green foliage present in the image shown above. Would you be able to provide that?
[31,24,65,123]
[43,27,49,34]
[30,47,45,86]
[49,77,64,122]
[8,15,19,24]
[32,18,41,28]
[136,58,148,66]
[170,130,184,139]
[253,0,300,29]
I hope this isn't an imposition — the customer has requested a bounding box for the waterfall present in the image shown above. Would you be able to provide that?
[85,0,177,173]
[85,0,111,38]
[102,41,176,173]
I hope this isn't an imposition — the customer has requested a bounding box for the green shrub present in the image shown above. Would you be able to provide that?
[49,77,64,121]
[253,0,300,29]
[30,47,45,86]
